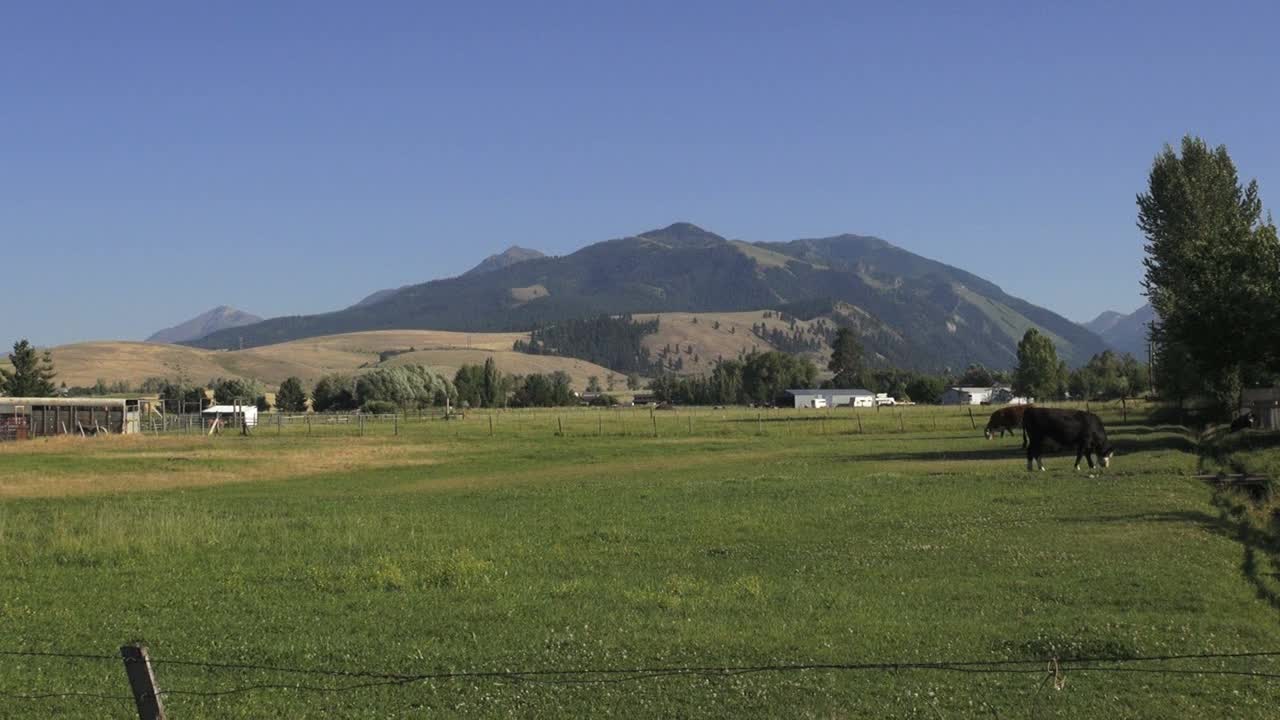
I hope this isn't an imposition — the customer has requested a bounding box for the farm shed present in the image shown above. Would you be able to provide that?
[785,389,874,409]
[0,397,142,440]
[201,404,259,428]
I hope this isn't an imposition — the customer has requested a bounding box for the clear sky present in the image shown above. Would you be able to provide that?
[4,1,1278,346]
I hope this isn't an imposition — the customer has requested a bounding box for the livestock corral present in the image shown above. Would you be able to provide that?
[1,402,1278,718]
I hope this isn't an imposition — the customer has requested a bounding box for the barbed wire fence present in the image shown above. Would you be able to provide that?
[3,646,1280,719]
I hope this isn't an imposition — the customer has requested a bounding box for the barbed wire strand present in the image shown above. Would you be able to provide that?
[4,648,1280,704]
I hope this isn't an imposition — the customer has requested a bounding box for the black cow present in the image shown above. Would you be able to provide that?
[1022,407,1114,472]
[1230,412,1254,433]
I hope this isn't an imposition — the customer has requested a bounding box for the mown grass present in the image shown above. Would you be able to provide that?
[1,405,1278,718]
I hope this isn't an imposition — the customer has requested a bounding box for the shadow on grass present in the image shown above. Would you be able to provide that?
[837,430,1197,464]
[1063,503,1280,612]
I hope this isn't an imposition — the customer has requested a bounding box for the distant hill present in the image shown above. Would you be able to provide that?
[349,246,546,309]
[350,286,407,309]
[463,246,546,276]
[192,223,1109,370]
[49,330,615,392]
[146,306,262,344]
[1083,304,1155,357]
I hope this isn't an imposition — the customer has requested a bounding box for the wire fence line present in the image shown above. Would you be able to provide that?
[123,399,1161,443]
[4,646,1280,712]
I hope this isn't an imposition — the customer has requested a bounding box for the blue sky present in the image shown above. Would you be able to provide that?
[4,1,1278,346]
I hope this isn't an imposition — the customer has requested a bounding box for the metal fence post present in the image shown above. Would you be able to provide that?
[120,644,166,720]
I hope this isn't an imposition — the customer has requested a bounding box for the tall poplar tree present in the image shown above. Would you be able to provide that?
[1013,329,1060,401]
[1138,135,1280,409]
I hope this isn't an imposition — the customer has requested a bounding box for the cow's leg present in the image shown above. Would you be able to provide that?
[1028,436,1046,471]
[1075,443,1085,471]
[1021,426,1028,449]
[1085,450,1096,469]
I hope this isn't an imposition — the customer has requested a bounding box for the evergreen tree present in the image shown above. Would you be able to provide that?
[275,377,308,412]
[0,339,57,396]
[586,375,602,393]
[827,328,864,388]
[1013,329,1061,401]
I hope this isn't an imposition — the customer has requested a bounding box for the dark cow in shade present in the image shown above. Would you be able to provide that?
[984,405,1029,447]
[1022,407,1114,472]
[1230,412,1255,433]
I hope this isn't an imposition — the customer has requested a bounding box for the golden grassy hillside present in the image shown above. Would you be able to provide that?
[635,310,832,374]
[44,329,615,392]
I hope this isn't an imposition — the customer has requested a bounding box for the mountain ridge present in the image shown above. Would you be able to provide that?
[350,246,547,309]
[1083,303,1154,357]
[191,223,1109,371]
[146,306,263,344]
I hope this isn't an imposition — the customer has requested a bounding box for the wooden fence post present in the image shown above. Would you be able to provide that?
[856,410,863,434]
[968,408,976,429]
[898,410,905,433]
[395,414,399,436]
[557,416,563,436]
[489,414,495,437]
[651,410,658,437]
[121,644,167,720]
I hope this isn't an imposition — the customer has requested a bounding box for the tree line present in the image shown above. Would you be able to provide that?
[513,315,659,374]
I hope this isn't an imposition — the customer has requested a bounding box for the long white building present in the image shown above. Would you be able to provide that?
[784,389,875,408]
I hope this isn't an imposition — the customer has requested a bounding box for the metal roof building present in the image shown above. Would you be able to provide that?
[784,389,875,409]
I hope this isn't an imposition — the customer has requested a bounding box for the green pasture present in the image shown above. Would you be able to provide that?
[1,403,1277,718]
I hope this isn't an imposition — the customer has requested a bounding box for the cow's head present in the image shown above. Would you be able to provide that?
[984,427,993,440]
[1100,445,1115,468]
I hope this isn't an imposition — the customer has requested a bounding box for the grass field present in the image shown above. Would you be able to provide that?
[2,404,1279,718]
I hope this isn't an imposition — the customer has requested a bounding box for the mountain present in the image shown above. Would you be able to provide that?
[1083,311,1126,336]
[349,246,547,309]
[191,223,1109,370]
[1084,304,1155,357]
[463,246,546,277]
[350,285,411,309]
[146,306,263,344]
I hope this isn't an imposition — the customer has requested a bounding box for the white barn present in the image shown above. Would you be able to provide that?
[785,389,875,409]
[939,385,1030,406]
